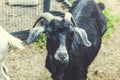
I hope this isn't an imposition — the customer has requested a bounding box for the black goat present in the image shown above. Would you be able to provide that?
[26,0,107,80]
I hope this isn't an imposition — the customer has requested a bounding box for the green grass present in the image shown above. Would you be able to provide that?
[36,33,46,48]
[103,8,120,38]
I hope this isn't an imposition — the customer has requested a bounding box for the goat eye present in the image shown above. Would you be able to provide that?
[46,33,50,38]
[47,34,51,38]
[46,33,53,39]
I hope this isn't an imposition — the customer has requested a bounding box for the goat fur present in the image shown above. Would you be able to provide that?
[26,0,107,80]
[45,0,107,80]
[0,26,24,80]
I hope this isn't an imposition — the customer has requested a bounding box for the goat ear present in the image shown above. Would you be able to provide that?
[65,13,92,47]
[74,27,92,47]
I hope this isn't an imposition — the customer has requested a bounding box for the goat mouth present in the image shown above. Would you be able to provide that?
[54,54,69,65]
[56,60,69,65]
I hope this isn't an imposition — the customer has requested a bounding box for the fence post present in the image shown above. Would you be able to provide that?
[44,0,50,12]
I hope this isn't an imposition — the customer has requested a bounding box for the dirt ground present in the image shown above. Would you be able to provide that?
[0,0,120,80]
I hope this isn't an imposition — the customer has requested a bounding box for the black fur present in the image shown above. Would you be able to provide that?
[45,0,107,80]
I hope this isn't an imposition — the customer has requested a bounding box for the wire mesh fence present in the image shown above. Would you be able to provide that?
[50,0,69,13]
[0,0,43,32]
[0,0,69,33]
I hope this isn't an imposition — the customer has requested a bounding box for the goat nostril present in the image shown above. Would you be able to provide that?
[58,54,67,60]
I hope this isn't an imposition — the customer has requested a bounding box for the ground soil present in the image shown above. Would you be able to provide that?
[0,0,120,80]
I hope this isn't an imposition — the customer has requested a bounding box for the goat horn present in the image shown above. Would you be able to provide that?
[39,12,62,22]
[64,12,77,27]
[33,12,62,28]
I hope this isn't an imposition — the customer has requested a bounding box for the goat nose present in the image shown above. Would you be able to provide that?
[58,54,67,60]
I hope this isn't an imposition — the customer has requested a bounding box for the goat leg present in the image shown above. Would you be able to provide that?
[1,62,10,80]
[3,63,9,74]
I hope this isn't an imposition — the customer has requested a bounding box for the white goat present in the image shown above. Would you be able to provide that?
[0,26,24,80]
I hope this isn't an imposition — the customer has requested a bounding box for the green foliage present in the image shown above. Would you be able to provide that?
[103,8,120,38]
[102,8,115,37]
[103,9,115,28]
[36,33,46,48]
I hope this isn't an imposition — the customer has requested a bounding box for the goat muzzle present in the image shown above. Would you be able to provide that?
[54,52,69,65]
